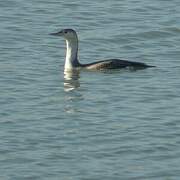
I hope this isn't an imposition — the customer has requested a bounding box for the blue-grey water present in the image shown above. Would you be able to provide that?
[1,0,180,179]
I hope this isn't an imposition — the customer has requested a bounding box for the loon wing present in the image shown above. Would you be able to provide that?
[83,59,153,70]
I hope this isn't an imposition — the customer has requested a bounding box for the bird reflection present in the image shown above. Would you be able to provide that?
[64,70,80,92]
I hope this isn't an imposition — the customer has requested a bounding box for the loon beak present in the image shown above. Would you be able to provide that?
[49,31,63,36]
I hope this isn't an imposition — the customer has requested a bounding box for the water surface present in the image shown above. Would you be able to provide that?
[1,0,180,179]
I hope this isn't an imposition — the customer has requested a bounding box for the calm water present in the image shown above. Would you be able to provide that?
[1,0,180,179]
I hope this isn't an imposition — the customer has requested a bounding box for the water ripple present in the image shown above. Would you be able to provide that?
[1,0,180,179]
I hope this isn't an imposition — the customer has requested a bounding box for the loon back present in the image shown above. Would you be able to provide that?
[82,59,154,70]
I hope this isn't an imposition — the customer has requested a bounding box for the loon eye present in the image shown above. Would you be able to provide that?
[64,31,68,34]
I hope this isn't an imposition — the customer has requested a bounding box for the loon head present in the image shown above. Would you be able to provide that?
[50,29,77,41]
[50,28,79,70]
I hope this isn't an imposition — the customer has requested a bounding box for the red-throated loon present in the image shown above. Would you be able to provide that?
[50,29,155,71]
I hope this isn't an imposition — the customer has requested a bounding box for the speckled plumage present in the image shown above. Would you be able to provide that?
[82,59,152,70]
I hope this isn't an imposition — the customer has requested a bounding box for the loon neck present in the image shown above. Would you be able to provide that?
[65,38,80,70]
